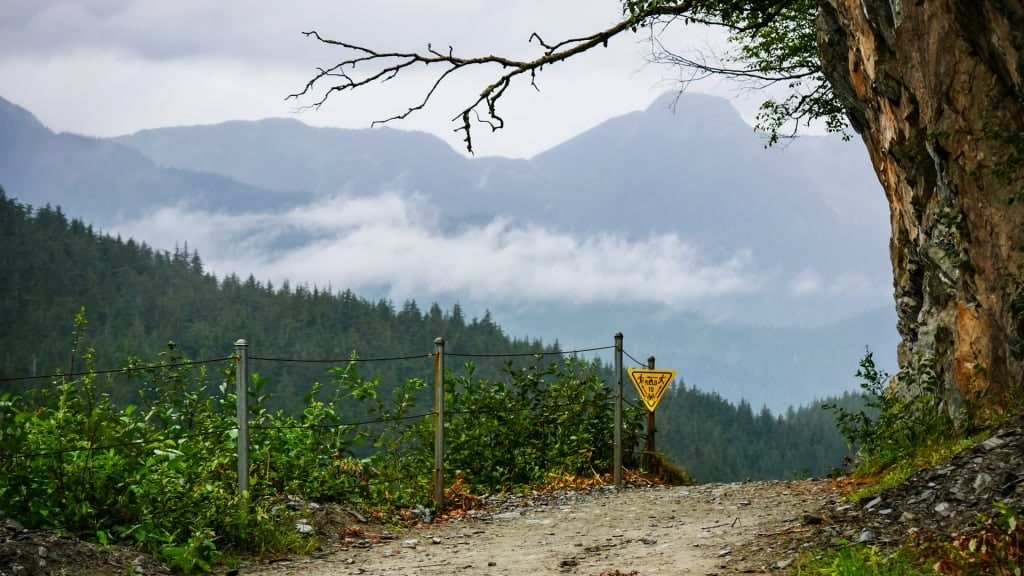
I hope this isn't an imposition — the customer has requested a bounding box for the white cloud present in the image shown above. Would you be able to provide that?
[114,193,758,308]
[789,267,822,295]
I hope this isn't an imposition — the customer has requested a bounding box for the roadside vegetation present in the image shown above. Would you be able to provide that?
[0,310,650,572]
[15,192,1010,574]
[799,352,1023,575]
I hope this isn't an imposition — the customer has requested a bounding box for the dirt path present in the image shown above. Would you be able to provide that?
[243,480,840,576]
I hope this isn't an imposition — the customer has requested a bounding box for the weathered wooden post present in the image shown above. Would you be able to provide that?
[646,355,656,470]
[433,337,445,509]
[614,332,623,487]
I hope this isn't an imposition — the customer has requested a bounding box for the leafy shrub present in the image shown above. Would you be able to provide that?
[824,349,954,475]
[1,312,637,571]
[928,504,1024,575]
[444,357,644,490]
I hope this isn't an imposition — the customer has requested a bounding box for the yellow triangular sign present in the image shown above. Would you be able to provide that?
[628,368,676,412]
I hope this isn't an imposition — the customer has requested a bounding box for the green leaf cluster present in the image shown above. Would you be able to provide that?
[444,357,645,489]
[0,335,250,571]
[824,350,956,476]
[621,0,848,144]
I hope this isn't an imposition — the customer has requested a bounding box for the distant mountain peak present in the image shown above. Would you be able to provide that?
[0,95,51,137]
[642,90,749,126]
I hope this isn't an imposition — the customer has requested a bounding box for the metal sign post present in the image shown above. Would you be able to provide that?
[234,339,249,498]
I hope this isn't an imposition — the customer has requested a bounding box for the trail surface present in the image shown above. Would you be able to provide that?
[244,480,839,575]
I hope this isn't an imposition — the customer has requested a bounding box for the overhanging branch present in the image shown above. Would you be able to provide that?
[288,2,699,153]
[288,0,830,152]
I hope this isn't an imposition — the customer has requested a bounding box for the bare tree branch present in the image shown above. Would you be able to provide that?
[288,3,702,153]
[649,35,816,85]
[288,0,829,152]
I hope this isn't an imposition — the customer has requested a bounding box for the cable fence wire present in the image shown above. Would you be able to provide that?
[0,342,616,386]
[2,340,630,481]
[446,398,598,417]
[0,356,235,385]
[446,345,614,359]
[623,349,648,368]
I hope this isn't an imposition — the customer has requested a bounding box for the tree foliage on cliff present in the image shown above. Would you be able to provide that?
[290,0,846,150]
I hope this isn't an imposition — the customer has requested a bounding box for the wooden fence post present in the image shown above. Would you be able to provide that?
[614,332,623,487]
[433,337,445,509]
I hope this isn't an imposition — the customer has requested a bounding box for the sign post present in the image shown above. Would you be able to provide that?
[613,333,623,487]
[645,357,656,466]
[628,365,675,471]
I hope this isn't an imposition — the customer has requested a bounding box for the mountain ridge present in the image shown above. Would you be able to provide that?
[0,92,898,411]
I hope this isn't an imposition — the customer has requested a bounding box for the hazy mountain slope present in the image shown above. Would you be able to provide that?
[109,92,891,326]
[111,95,887,256]
[0,93,899,411]
[0,98,302,226]
[528,93,886,274]
[113,119,480,200]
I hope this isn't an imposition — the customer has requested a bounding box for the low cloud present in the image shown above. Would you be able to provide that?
[115,192,759,309]
[789,267,822,295]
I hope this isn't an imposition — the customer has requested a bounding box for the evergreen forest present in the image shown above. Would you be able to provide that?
[0,187,860,482]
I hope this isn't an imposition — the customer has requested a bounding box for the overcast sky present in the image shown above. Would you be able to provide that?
[0,0,758,158]
[0,0,888,341]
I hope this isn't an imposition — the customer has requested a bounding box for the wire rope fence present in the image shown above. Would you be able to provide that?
[0,332,660,519]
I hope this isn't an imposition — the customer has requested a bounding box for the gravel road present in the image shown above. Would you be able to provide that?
[242,480,840,576]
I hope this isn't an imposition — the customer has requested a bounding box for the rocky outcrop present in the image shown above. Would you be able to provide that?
[817,0,1024,414]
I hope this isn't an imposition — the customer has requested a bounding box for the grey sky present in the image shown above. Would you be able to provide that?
[0,0,884,320]
[0,0,755,157]
[0,2,894,399]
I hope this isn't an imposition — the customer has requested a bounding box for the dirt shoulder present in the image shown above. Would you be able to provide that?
[242,480,840,576]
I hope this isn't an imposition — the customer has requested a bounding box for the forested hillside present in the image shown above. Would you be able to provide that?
[0,188,858,481]
[657,385,860,481]
[0,187,552,408]
[0,94,900,413]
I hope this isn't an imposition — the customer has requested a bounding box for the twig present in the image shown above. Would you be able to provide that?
[701,518,740,530]
[343,506,367,523]
[756,527,812,537]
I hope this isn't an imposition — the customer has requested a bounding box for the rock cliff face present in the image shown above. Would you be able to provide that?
[817,0,1024,413]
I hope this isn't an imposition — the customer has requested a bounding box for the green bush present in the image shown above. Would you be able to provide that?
[0,312,635,571]
[444,357,644,490]
[824,349,954,475]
